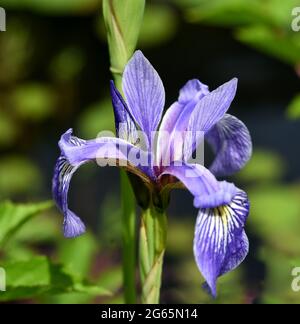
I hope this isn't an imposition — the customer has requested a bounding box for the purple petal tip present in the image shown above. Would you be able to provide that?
[63,211,86,238]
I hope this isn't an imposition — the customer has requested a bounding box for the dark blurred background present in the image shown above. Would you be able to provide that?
[0,0,300,304]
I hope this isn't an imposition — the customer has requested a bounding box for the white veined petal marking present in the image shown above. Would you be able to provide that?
[57,135,86,203]
[196,191,248,253]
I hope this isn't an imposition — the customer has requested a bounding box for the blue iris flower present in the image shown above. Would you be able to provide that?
[53,51,252,297]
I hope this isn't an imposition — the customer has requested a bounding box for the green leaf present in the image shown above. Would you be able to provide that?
[97,266,122,293]
[58,233,97,278]
[175,0,300,66]
[236,25,300,66]
[0,201,53,247]
[0,256,111,302]
[43,230,98,304]
[178,0,269,26]
[287,94,300,119]
[177,0,299,27]
[103,0,145,76]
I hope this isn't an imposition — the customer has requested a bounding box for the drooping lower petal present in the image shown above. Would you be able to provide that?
[193,190,250,297]
[161,163,237,208]
[52,156,86,238]
[206,114,252,177]
[53,129,154,238]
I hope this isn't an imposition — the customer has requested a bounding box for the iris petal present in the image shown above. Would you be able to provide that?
[53,129,153,237]
[161,163,237,209]
[110,80,139,145]
[185,78,238,160]
[122,50,165,145]
[193,190,249,297]
[206,114,252,177]
[178,79,209,104]
[52,155,86,238]
[158,79,209,163]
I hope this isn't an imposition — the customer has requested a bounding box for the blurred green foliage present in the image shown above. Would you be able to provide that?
[138,3,178,48]
[0,201,52,246]
[0,20,32,84]
[238,150,286,184]
[0,0,100,15]
[0,156,42,199]
[177,0,300,66]
[11,83,56,122]
[287,93,300,119]
[49,47,85,82]
[175,0,300,119]
[0,256,111,302]
[0,111,19,147]
[0,0,299,304]
[78,100,115,138]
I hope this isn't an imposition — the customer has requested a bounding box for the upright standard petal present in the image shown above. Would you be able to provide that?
[185,78,238,160]
[178,79,209,104]
[122,51,165,143]
[161,163,237,209]
[53,129,154,238]
[206,114,252,177]
[193,190,249,297]
[157,79,209,164]
[110,80,139,145]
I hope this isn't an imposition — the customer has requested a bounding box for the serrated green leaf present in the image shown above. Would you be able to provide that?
[0,256,111,302]
[0,201,53,247]
[58,232,98,278]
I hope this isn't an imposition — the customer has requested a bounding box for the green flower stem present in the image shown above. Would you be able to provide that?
[139,204,167,304]
[120,171,137,304]
[110,79,137,304]
[102,0,145,304]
